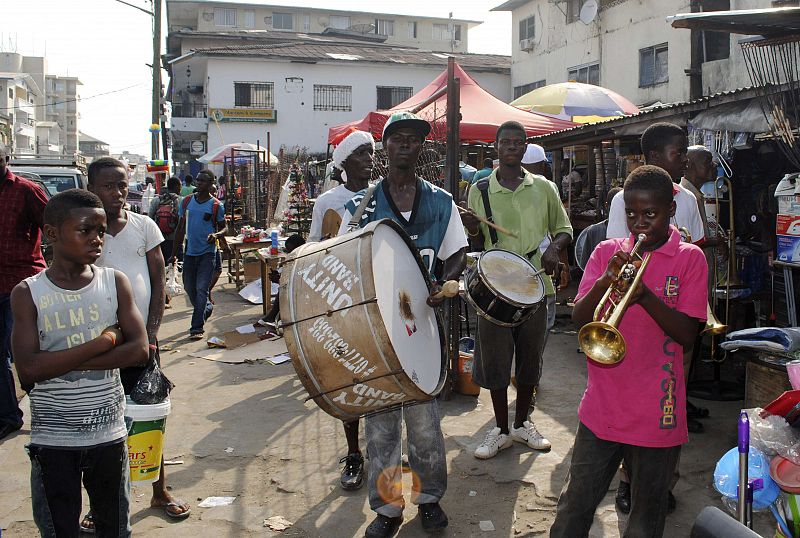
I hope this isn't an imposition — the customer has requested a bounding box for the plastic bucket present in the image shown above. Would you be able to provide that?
[456,352,481,396]
[125,397,171,484]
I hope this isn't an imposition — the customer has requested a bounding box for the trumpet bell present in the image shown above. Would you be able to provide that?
[578,321,626,365]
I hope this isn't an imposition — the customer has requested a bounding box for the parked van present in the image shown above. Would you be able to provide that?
[10,154,88,193]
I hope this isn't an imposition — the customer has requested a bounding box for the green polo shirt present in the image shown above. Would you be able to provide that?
[467,169,572,296]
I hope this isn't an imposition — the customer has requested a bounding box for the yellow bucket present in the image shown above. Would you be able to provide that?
[125,398,171,484]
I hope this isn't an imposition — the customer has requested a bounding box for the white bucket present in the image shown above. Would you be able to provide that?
[125,398,171,484]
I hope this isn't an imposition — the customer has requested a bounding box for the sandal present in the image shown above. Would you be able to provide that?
[80,512,95,534]
[152,499,191,520]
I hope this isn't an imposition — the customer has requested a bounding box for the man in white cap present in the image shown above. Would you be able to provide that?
[309,130,375,242]
[307,130,375,493]
[521,143,552,180]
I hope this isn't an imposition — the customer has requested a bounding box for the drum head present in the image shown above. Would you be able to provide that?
[479,250,545,306]
[373,223,443,395]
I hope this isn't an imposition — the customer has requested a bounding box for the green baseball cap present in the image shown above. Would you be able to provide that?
[381,111,431,142]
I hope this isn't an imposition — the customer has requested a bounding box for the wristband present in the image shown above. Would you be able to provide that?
[148,344,157,351]
[102,331,117,347]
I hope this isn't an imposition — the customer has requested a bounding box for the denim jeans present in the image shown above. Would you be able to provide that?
[27,440,131,538]
[550,422,680,538]
[365,400,447,517]
[0,293,23,429]
[182,252,215,334]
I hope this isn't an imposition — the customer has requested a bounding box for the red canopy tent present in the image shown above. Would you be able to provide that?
[328,62,577,146]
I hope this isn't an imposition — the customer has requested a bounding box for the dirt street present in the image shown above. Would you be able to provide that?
[0,284,774,537]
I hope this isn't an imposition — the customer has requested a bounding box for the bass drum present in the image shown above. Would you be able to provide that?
[280,219,447,422]
[465,249,545,327]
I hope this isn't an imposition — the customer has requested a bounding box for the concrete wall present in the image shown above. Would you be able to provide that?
[197,57,511,153]
[179,2,471,52]
[506,0,775,106]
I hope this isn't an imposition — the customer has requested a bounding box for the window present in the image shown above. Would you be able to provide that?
[376,86,413,109]
[375,19,395,36]
[8,88,12,99]
[454,24,462,41]
[272,12,293,30]
[214,7,236,27]
[302,14,311,32]
[639,43,668,87]
[513,80,546,99]
[234,82,274,108]
[329,15,351,29]
[433,23,449,40]
[519,16,535,41]
[408,21,417,38]
[243,9,255,29]
[568,62,600,85]
[703,31,730,62]
[314,85,352,111]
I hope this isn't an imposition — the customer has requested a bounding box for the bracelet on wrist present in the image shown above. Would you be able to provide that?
[467,228,480,237]
[102,331,116,347]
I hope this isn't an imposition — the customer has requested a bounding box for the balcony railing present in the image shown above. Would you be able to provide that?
[172,103,208,118]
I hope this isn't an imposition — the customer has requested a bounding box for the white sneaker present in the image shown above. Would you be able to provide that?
[511,421,551,450]
[474,427,512,459]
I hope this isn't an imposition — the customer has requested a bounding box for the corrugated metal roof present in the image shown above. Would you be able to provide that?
[529,85,780,146]
[183,40,511,71]
[491,0,530,11]
[668,7,800,37]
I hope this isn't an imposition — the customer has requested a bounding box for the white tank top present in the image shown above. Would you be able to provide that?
[25,266,127,448]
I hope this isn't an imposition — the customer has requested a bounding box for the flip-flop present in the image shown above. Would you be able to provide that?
[153,500,191,520]
[80,513,95,534]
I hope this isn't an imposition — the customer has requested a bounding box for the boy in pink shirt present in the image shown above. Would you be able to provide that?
[550,165,707,538]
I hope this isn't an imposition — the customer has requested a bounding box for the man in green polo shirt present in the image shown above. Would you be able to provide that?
[462,120,572,460]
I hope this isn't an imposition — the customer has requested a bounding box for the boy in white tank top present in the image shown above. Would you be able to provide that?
[10,189,148,537]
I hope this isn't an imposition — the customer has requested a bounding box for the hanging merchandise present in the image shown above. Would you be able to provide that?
[282,164,313,237]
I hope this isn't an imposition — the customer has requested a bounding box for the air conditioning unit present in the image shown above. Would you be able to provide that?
[520,38,535,51]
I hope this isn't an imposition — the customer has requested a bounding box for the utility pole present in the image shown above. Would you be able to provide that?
[151,0,162,160]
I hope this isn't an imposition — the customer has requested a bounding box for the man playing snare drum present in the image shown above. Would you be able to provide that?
[461,121,572,460]
[339,111,468,538]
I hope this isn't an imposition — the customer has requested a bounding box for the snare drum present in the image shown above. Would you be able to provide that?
[465,249,545,327]
[279,219,447,422]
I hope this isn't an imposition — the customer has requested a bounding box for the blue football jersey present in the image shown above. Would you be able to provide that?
[344,178,454,276]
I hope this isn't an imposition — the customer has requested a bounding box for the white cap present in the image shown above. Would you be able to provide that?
[522,144,548,164]
[332,130,374,170]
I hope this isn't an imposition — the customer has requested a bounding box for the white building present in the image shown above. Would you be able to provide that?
[167,36,511,158]
[492,0,778,106]
[167,1,480,55]
[45,75,82,154]
[0,52,81,156]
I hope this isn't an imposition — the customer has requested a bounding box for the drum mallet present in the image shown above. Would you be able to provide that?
[457,207,518,239]
[431,280,460,299]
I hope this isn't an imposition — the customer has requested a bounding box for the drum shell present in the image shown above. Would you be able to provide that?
[280,220,446,422]
[465,267,537,327]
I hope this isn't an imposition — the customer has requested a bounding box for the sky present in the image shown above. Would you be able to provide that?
[4,0,511,156]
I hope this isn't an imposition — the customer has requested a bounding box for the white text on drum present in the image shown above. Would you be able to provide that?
[332,383,406,408]
[309,318,378,379]
[296,254,361,316]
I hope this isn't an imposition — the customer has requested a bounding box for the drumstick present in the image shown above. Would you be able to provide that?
[431,280,460,299]
[457,207,518,238]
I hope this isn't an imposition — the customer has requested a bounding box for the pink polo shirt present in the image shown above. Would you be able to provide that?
[576,226,708,448]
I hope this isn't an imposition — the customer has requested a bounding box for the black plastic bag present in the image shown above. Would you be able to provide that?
[130,348,174,405]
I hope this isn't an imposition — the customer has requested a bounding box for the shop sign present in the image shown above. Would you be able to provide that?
[209,108,277,123]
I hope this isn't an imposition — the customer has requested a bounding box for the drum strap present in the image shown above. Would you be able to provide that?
[347,184,377,232]
[475,179,498,246]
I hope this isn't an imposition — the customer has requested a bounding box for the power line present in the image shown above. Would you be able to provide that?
[0,82,148,111]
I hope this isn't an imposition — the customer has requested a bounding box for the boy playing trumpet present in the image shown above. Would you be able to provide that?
[550,165,707,538]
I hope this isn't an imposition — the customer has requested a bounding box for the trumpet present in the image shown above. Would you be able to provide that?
[577,234,651,365]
